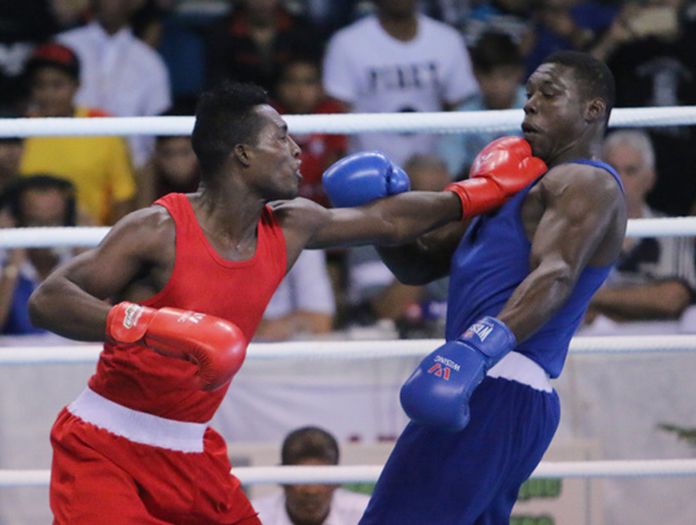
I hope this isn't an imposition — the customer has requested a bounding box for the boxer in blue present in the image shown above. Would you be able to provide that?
[325,51,627,524]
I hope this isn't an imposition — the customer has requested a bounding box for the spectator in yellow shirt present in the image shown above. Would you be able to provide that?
[19,42,136,225]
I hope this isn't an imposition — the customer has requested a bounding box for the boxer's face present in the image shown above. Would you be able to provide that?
[283,458,336,523]
[243,105,302,200]
[522,63,587,161]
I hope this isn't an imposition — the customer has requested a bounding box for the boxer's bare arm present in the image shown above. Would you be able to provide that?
[498,165,625,341]
[273,194,462,271]
[375,221,470,285]
[29,207,175,341]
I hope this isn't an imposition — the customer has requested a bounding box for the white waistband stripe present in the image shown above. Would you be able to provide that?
[487,352,552,392]
[67,388,208,453]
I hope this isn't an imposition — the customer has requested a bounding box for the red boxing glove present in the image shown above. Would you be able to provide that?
[106,302,247,391]
[446,136,547,219]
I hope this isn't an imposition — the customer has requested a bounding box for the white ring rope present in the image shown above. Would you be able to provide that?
[625,217,696,238]
[2,216,696,249]
[0,226,107,249]
[2,459,696,488]
[1,335,694,365]
[1,106,696,137]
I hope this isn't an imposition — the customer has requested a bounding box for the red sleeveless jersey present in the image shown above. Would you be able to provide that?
[89,193,287,422]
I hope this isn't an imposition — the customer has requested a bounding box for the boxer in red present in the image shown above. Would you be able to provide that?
[29,81,545,524]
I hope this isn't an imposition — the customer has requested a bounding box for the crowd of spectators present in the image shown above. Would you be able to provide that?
[1,0,695,338]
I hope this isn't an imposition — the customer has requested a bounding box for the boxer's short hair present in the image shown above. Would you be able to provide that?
[191,81,269,177]
[542,50,615,122]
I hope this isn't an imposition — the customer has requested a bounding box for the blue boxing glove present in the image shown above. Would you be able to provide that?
[400,316,517,431]
[322,152,410,208]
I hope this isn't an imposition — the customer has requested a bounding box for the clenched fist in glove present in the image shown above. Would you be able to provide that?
[447,136,547,219]
[400,316,517,431]
[107,302,247,391]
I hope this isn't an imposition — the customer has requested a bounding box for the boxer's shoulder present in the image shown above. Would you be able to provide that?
[540,162,619,194]
[102,206,175,259]
[270,197,330,232]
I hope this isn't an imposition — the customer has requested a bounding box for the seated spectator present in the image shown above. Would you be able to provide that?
[256,250,335,341]
[587,130,696,322]
[438,31,526,179]
[253,426,369,525]
[19,42,136,225]
[343,154,450,336]
[0,175,78,334]
[205,0,320,96]
[273,56,346,206]
[57,0,172,167]
[136,106,200,209]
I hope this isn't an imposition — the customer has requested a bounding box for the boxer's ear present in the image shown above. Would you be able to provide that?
[233,144,251,167]
[585,97,606,123]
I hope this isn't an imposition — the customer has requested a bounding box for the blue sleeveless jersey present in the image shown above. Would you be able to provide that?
[445,160,623,378]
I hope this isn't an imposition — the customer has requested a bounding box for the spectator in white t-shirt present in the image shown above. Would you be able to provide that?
[253,426,369,525]
[256,249,336,341]
[57,0,171,167]
[322,0,478,165]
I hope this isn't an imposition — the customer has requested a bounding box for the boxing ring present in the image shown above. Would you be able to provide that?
[1,107,695,523]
